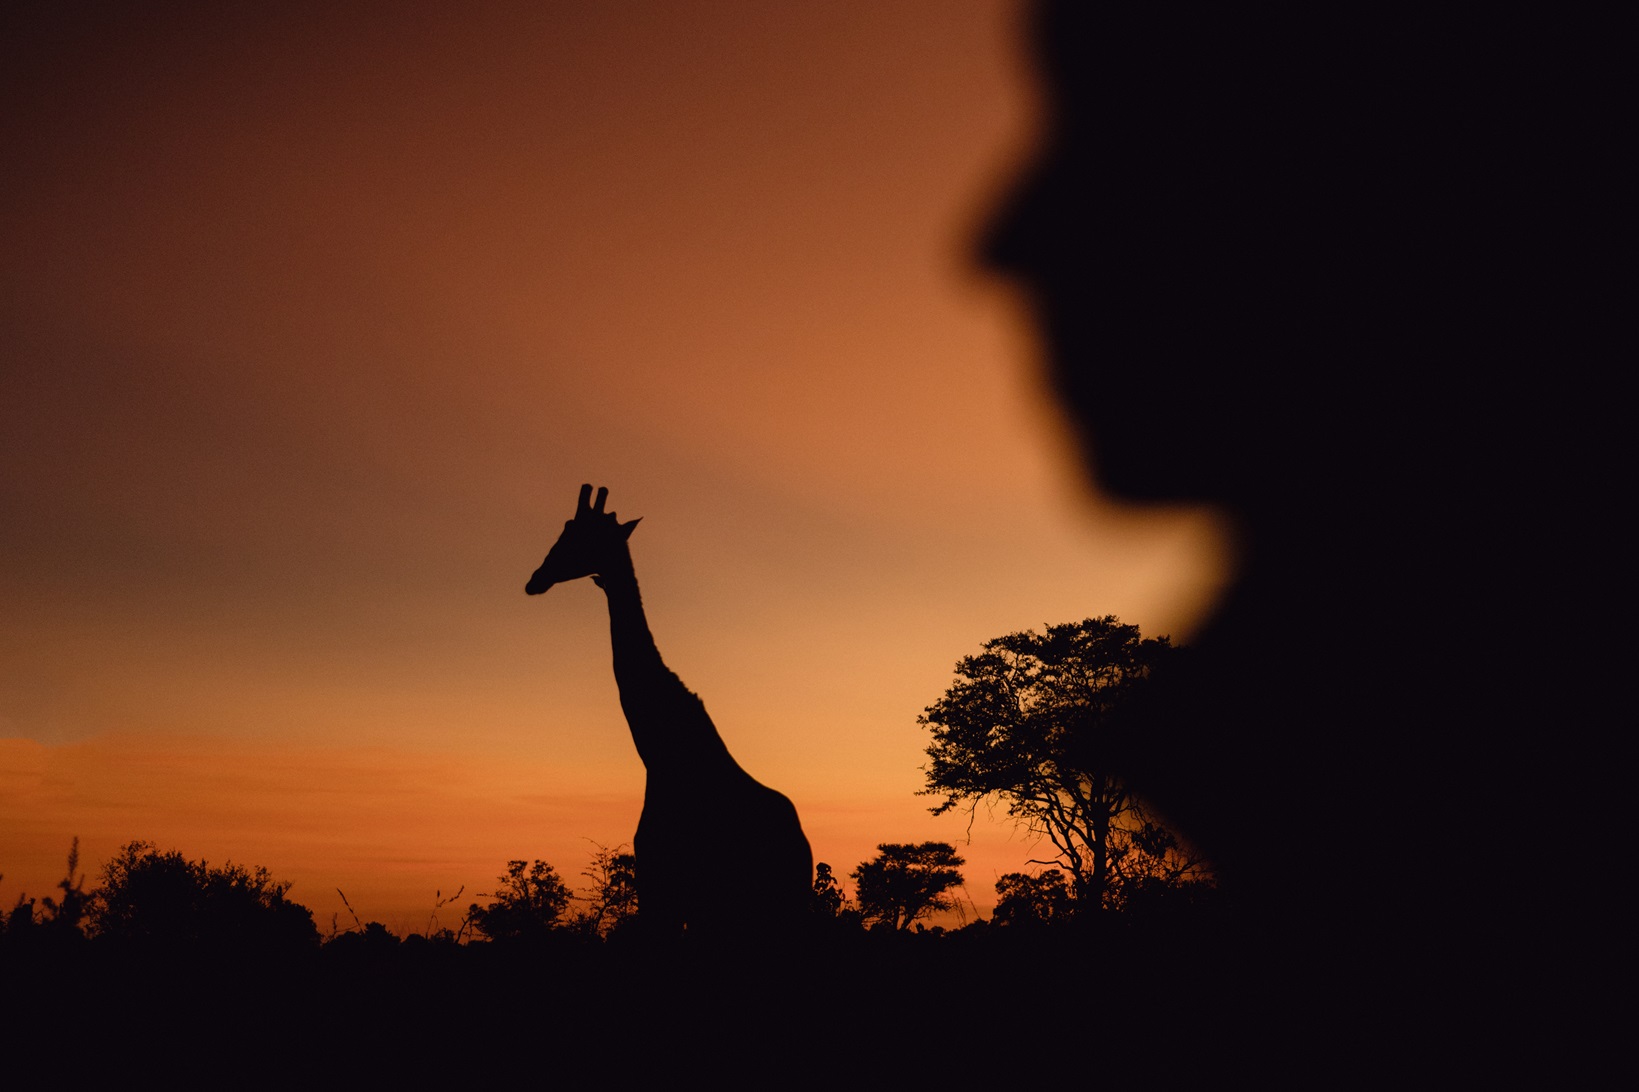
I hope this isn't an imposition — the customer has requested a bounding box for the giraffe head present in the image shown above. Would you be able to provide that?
[525,484,641,595]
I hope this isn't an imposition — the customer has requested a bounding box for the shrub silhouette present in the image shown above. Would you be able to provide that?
[2,840,90,943]
[91,840,318,953]
[570,844,638,939]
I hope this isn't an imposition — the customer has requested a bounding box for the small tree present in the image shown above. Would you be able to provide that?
[920,616,1207,910]
[571,843,638,939]
[811,862,846,918]
[850,843,965,931]
[469,860,572,942]
[993,869,1075,928]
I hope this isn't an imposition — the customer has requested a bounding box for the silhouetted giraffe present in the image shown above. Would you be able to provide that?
[526,484,813,939]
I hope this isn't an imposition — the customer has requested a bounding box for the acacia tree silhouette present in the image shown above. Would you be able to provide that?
[850,843,965,931]
[919,617,1204,911]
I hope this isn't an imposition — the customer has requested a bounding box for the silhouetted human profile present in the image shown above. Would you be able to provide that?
[982,3,1610,1015]
[526,485,813,940]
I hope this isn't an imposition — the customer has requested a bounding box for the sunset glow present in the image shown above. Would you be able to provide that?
[1,0,1229,927]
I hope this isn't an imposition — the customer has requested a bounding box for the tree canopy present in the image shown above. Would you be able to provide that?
[850,843,965,931]
[468,859,573,943]
[919,616,1208,911]
[992,870,1074,928]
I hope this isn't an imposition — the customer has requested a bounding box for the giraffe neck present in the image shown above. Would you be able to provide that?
[598,545,732,775]
[596,546,661,680]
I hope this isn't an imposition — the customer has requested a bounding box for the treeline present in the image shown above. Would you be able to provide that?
[6,616,1224,956]
[3,850,1239,1087]
[3,833,1218,962]
[1,833,1236,1083]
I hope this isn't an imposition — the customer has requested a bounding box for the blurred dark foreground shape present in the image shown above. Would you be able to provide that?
[982,0,1619,1053]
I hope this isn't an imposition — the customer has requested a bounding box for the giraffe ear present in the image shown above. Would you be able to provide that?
[620,518,641,539]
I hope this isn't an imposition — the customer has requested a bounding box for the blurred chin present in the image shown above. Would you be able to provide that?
[1045,309,1264,505]
[1080,420,1213,504]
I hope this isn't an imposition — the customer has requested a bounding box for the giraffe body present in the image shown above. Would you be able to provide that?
[527,485,812,938]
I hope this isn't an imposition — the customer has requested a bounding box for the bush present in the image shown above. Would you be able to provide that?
[90,840,318,953]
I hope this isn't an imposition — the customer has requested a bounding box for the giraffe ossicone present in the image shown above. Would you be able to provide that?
[524,483,640,596]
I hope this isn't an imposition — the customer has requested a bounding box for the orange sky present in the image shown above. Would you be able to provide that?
[0,0,1229,929]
